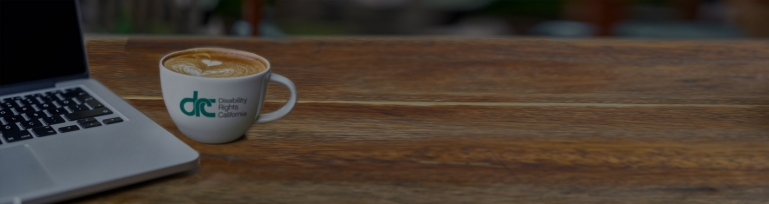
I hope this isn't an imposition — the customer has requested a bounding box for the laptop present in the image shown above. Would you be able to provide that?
[0,1,199,203]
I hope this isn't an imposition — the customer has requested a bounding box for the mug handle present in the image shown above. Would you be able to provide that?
[255,73,297,123]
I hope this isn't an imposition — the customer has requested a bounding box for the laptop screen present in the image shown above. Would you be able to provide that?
[0,0,87,86]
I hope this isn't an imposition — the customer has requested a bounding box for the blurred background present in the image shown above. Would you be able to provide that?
[78,0,769,38]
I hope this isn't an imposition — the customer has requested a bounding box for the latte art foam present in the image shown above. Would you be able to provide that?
[163,49,267,78]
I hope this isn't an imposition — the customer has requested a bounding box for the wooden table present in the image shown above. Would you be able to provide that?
[74,37,769,203]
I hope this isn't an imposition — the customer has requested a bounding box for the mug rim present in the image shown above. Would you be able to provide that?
[159,47,272,80]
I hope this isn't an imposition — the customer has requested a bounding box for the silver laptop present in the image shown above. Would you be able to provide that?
[0,1,199,203]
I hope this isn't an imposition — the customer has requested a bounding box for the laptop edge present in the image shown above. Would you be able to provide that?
[0,1,200,203]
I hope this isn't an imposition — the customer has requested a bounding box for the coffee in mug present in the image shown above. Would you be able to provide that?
[163,49,266,77]
[160,48,297,144]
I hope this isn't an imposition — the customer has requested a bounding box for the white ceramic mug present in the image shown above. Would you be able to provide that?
[159,48,297,143]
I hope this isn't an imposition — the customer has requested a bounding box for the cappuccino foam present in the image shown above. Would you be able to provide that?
[163,49,267,78]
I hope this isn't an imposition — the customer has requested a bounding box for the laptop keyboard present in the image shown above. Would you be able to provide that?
[0,87,123,144]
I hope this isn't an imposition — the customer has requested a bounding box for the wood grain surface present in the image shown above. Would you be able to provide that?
[72,37,769,203]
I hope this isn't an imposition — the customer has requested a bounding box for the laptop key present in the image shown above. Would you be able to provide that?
[0,110,11,117]
[76,95,94,102]
[56,99,73,106]
[73,95,93,104]
[2,129,33,143]
[22,119,44,129]
[65,104,89,112]
[62,87,87,98]
[77,118,100,128]
[46,107,67,115]
[43,116,66,125]
[13,100,25,107]
[73,104,89,111]
[16,106,33,113]
[103,117,123,124]
[2,124,19,132]
[58,125,80,133]
[79,121,102,129]
[38,102,54,109]
[2,115,22,124]
[32,126,57,137]
[21,98,38,106]
[2,102,16,109]
[85,100,104,109]
[41,94,56,101]
[65,107,113,121]
[77,117,97,124]
[23,110,44,118]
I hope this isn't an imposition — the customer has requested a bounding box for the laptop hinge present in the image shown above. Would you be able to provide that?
[0,71,88,96]
[0,80,56,96]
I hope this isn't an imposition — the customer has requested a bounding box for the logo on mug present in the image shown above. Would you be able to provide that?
[180,91,216,117]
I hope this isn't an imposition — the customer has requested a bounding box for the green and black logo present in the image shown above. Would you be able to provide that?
[180,91,216,117]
